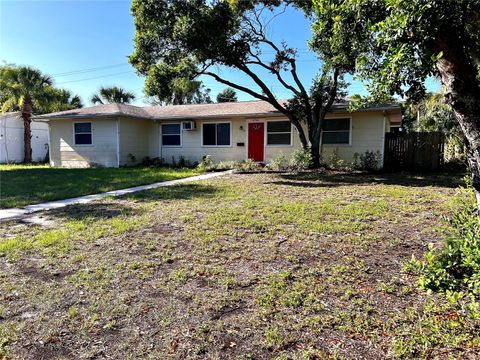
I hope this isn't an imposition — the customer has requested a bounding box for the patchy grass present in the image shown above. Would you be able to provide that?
[0,164,200,208]
[0,171,478,359]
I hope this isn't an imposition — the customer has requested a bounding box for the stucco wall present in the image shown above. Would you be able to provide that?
[118,117,156,166]
[49,118,118,168]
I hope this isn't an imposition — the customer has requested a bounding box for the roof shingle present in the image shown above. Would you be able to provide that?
[34,100,400,120]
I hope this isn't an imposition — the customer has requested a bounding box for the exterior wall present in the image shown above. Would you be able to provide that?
[159,111,387,165]
[118,117,157,166]
[0,113,49,163]
[321,111,386,164]
[49,118,118,168]
[159,116,300,165]
[48,109,393,168]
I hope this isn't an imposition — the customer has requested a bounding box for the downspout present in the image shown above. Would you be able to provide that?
[380,110,387,169]
[116,117,120,167]
[47,121,52,166]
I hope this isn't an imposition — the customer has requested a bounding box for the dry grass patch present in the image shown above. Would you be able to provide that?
[1,172,478,359]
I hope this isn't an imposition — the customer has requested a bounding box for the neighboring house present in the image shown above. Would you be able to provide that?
[0,112,49,163]
[34,101,401,168]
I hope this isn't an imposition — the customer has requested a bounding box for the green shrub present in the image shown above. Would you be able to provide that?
[236,158,262,172]
[406,181,480,295]
[267,152,288,171]
[289,149,312,171]
[216,161,238,170]
[323,148,354,170]
[353,150,381,171]
[197,155,215,171]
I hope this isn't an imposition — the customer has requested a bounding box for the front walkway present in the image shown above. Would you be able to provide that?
[0,170,232,222]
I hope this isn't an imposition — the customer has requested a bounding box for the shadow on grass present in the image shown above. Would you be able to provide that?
[49,202,142,221]
[46,184,218,221]
[127,183,219,202]
[269,172,465,189]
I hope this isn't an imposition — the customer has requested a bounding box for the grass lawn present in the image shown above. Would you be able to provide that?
[0,171,478,359]
[0,164,200,209]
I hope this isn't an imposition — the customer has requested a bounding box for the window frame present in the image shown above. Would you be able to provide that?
[321,116,352,146]
[265,119,293,147]
[161,122,182,147]
[201,121,232,147]
[73,121,93,146]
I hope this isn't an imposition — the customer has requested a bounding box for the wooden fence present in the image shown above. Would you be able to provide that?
[384,132,445,171]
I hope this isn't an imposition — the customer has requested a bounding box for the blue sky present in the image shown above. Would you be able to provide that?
[0,0,441,107]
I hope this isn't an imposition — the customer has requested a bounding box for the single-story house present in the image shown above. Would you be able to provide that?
[1,112,49,163]
[34,100,401,168]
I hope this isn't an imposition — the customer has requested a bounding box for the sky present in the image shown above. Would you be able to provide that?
[0,0,441,107]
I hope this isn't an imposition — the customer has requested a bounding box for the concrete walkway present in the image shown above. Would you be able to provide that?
[0,170,233,222]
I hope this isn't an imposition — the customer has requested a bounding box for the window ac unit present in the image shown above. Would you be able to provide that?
[182,121,196,131]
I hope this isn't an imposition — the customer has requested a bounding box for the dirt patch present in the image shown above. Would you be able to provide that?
[1,172,475,359]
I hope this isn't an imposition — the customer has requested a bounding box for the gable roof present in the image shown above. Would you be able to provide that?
[34,100,401,121]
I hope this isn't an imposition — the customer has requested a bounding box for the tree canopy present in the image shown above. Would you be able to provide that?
[129,0,351,165]
[312,0,480,210]
[0,65,82,114]
[217,87,238,103]
[91,86,136,105]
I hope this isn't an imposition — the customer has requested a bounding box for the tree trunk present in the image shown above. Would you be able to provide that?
[431,34,480,213]
[310,135,321,168]
[21,97,33,163]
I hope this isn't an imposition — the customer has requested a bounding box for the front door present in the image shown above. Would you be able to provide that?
[248,122,264,161]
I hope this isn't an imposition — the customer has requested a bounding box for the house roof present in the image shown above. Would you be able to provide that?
[33,100,401,121]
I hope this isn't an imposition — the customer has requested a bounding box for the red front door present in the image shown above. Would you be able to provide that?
[248,122,264,161]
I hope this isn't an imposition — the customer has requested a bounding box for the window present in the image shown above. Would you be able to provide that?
[202,123,231,146]
[74,122,92,145]
[322,118,351,145]
[267,121,291,145]
[162,124,181,146]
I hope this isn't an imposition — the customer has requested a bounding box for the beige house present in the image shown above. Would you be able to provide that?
[34,100,401,168]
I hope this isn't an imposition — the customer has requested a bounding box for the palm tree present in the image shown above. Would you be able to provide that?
[42,88,83,113]
[90,86,136,104]
[0,65,53,163]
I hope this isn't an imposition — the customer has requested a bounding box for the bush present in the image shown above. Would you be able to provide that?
[354,150,381,171]
[216,161,237,170]
[197,155,215,171]
[289,149,312,171]
[323,148,353,170]
[406,179,480,295]
[142,157,164,167]
[236,158,262,172]
[267,152,288,171]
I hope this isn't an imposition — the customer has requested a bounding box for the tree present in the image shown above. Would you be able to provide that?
[91,86,136,104]
[404,92,465,160]
[41,87,83,113]
[312,0,480,211]
[129,0,351,166]
[0,65,82,163]
[217,87,238,103]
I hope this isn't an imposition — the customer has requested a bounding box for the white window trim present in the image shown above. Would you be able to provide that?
[321,116,352,147]
[201,121,232,147]
[161,122,182,148]
[265,119,293,147]
[73,121,93,146]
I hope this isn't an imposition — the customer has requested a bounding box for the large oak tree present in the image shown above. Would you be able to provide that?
[312,0,480,210]
[129,0,352,166]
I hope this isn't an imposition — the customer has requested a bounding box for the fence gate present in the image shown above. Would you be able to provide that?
[384,132,445,171]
